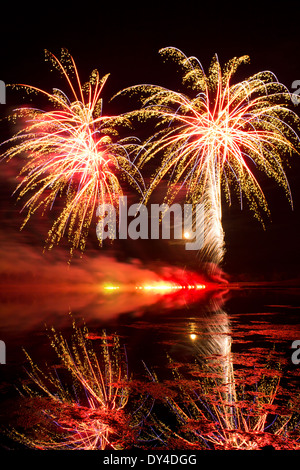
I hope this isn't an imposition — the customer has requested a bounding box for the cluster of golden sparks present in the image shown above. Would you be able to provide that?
[119,48,300,263]
[157,362,300,450]
[141,321,300,451]
[8,323,300,450]
[0,49,143,254]
[9,324,145,450]
[1,47,300,260]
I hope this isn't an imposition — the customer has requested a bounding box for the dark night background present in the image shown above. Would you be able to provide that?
[0,1,300,282]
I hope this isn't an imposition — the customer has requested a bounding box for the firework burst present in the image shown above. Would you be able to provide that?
[145,351,300,450]
[8,323,139,450]
[118,47,300,264]
[0,49,144,254]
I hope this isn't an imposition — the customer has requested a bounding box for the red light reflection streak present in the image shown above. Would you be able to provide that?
[102,279,230,312]
[104,283,207,293]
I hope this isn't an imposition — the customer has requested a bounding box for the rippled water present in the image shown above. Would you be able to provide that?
[0,283,300,450]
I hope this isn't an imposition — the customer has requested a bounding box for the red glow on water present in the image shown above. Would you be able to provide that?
[135,283,206,292]
[100,262,232,316]
[104,282,206,293]
[102,268,214,298]
[101,268,226,311]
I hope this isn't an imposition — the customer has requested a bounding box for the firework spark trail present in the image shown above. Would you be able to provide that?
[8,323,147,450]
[135,298,300,450]
[117,47,300,265]
[146,340,300,450]
[0,49,144,254]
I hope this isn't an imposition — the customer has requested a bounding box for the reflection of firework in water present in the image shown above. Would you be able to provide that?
[0,49,143,254]
[120,47,300,264]
[146,349,300,450]
[9,323,143,450]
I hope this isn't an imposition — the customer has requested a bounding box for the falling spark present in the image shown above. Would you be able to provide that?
[0,49,143,254]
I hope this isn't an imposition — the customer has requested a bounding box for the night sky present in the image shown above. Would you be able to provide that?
[1,2,300,281]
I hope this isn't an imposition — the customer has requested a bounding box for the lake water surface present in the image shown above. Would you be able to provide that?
[0,283,300,450]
